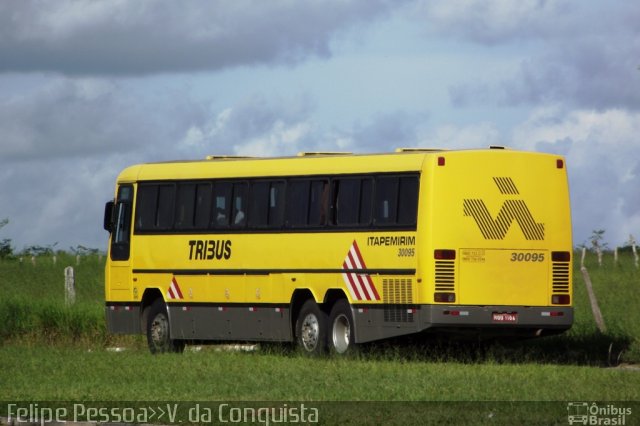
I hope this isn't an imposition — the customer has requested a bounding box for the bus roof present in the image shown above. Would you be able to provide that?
[115,147,550,183]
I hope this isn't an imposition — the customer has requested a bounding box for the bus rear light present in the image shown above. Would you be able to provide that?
[443,310,469,316]
[434,292,456,303]
[552,251,571,262]
[551,295,570,305]
[438,156,445,166]
[556,159,564,169]
[542,311,564,317]
[434,249,456,260]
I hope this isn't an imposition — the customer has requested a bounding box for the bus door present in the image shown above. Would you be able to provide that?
[107,184,134,296]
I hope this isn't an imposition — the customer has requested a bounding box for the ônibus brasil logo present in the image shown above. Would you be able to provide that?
[463,177,545,241]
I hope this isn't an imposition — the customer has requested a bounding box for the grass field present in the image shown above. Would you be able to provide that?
[0,251,638,417]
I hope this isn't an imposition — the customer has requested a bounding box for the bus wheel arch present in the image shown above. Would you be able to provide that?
[328,298,355,355]
[294,298,328,355]
[290,289,328,355]
[142,290,184,354]
[140,288,163,334]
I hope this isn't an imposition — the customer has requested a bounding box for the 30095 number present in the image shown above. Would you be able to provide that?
[510,252,545,262]
[398,248,415,257]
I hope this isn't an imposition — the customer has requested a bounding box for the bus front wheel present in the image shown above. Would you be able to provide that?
[329,299,354,354]
[146,299,185,354]
[295,299,328,355]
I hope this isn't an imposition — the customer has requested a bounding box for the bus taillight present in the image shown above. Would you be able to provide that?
[434,249,456,260]
[551,294,570,305]
[551,251,571,262]
[434,292,456,303]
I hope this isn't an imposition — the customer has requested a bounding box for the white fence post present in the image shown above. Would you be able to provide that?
[580,264,607,333]
[64,266,76,306]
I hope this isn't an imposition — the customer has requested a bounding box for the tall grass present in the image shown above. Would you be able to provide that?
[0,253,107,345]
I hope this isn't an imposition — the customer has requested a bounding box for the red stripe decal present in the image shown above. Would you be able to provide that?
[172,277,184,299]
[343,261,362,300]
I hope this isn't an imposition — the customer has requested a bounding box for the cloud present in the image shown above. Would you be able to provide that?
[416,0,566,44]
[501,40,640,110]
[513,107,640,246]
[0,77,202,161]
[419,122,503,150]
[343,111,428,152]
[178,94,316,157]
[430,1,640,110]
[0,0,397,75]
[0,156,124,250]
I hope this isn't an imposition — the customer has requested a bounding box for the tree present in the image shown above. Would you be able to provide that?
[589,229,608,267]
[0,218,13,259]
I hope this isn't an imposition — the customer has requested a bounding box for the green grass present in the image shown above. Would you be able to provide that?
[1,345,638,401]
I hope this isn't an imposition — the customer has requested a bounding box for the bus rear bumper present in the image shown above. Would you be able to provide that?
[352,304,573,343]
[426,305,573,330]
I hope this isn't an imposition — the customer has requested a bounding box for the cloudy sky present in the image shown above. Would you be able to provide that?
[1,0,639,251]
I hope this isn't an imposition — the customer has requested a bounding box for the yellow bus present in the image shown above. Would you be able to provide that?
[103,147,573,354]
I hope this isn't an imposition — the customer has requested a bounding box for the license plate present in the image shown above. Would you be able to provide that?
[492,312,518,323]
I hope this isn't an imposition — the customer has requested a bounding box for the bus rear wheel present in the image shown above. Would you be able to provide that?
[146,299,185,354]
[329,299,354,354]
[295,299,327,355]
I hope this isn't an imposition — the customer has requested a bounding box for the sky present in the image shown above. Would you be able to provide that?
[1,0,639,251]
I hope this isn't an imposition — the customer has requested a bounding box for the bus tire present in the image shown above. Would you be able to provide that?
[146,299,185,354]
[295,299,327,355]
[328,299,354,355]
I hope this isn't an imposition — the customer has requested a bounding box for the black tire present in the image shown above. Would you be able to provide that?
[146,299,185,354]
[295,299,328,355]
[328,299,355,355]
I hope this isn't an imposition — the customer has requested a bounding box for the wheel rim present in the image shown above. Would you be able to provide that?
[332,313,351,354]
[150,313,169,349]
[301,313,320,351]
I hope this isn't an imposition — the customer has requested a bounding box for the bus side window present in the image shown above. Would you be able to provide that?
[232,182,248,228]
[374,177,399,225]
[156,185,175,230]
[359,178,373,225]
[212,183,232,228]
[194,183,212,229]
[286,180,310,227]
[268,181,285,227]
[397,176,419,225]
[309,180,329,226]
[135,184,158,231]
[249,181,269,228]
[175,184,196,229]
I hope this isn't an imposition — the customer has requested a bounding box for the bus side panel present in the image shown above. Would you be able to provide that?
[167,304,292,341]
[105,304,141,334]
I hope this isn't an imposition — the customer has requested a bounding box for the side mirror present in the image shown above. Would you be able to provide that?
[103,201,114,232]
